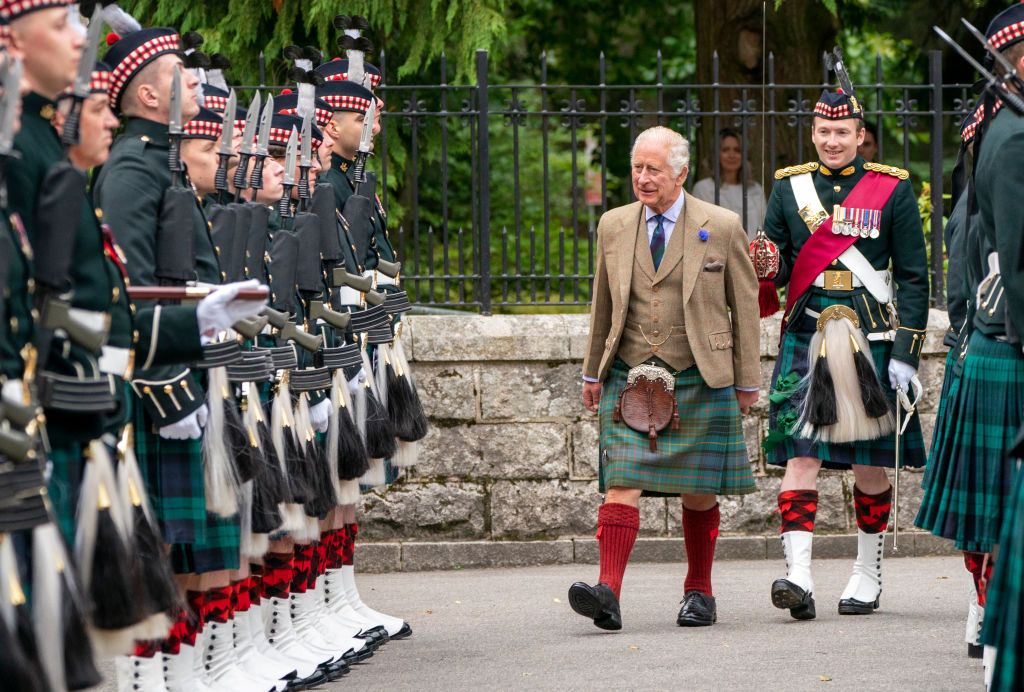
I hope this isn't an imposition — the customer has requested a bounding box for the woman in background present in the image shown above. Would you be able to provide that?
[692,128,766,240]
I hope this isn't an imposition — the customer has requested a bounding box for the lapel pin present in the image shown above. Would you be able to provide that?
[698,228,709,242]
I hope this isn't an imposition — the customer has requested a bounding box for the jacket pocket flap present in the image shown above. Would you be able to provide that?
[703,260,725,272]
[708,330,733,350]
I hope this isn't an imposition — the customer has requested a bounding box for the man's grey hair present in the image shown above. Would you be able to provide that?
[631,126,690,176]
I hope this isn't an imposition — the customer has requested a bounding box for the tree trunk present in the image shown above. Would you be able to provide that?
[694,0,838,190]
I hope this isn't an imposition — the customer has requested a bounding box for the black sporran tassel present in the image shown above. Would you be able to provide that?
[1,610,43,692]
[61,572,102,690]
[14,604,46,692]
[851,335,891,419]
[226,399,260,483]
[364,385,397,459]
[385,360,428,442]
[805,336,839,426]
[337,404,369,480]
[130,502,180,614]
[77,443,144,655]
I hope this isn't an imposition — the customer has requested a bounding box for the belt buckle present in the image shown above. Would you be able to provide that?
[823,270,853,291]
[798,205,829,232]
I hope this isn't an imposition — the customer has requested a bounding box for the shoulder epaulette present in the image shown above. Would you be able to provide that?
[774,162,819,180]
[863,162,910,180]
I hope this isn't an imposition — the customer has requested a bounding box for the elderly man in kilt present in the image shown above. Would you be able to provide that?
[569,126,760,631]
[763,83,929,621]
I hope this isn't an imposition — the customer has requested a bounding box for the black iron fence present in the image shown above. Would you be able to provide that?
[286,50,978,312]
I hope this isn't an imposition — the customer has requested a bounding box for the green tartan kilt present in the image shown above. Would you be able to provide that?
[916,347,966,535]
[766,293,926,470]
[919,331,1024,552]
[170,512,241,574]
[45,442,84,547]
[133,402,207,546]
[980,462,1024,691]
[598,360,755,496]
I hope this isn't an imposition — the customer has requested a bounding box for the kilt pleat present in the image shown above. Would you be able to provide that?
[767,294,926,470]
[598,361,755,496]
[925,331,1024,552]
[170,512,241,574]
[915,348,965,533]
[133,402,207,546]
[980,462,1024,691]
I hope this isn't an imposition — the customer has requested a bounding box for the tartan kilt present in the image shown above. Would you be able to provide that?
[170,512,241,574]
[980,462,1024,691]
[46,442,84,546]
[133,402,206,546]
[598,359,755,496]
[918,331,1024,552]
[915,347,966,534]
[766,293,926,470]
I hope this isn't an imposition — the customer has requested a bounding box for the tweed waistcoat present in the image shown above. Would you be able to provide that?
[617,217,694,371]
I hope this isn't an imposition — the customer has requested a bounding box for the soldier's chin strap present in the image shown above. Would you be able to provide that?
[892,375,923,553]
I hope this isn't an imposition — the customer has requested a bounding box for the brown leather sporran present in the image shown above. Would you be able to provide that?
[612,364,680,451]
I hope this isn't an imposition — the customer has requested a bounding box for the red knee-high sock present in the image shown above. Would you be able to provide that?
[182,590,205,646]
[778,490,818,533]
[853,485,892,534]
[342,524,357,567]
[202,585,234,624]
[262,552,294,600]
[964,551,995,606]
[596,502,640,599]
[682,504,720,596]
[234,579,251,613]
[291,544,314,594]
[327,529,345,569]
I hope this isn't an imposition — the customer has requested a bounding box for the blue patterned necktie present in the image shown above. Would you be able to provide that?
[650,214,666,270]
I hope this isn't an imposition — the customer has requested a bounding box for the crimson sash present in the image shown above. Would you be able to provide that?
[783,170,901,320]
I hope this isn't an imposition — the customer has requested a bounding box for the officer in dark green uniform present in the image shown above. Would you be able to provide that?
[953,6,1024,688]
[313,74,396,268]
[763,86,928,621]
[4,0,118,544]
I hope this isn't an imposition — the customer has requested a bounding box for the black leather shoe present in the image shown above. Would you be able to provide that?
[837,595,879,615]
[390,622,413,639]
[676,590,716,627]
[771,578,816,620]
[323,659,350,681]
[568,582,622,631]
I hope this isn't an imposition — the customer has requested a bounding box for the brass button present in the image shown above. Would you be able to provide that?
[133,330,140,344]
[9,317,16,330]
[30,308,38,321]
[141,135,151,142]
[652,345,659,353]
[834,185,841,192]
[40,104,55,119]
[112,287,120,301]
[652,286,659,293]
[26,278,34,292]
[652,330,660,337]
[831,260,838,266]
[95,208,104,220]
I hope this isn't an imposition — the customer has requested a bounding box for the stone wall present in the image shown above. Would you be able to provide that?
[357,311,953,568]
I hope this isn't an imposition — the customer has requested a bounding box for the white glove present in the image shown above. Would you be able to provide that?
[196,402,209,429]
[309,398,332,433]
[347,368,367,396]
[1,378,24,405]
[196,279,267,337]
[888,359,917,392]
[158,404,208,440]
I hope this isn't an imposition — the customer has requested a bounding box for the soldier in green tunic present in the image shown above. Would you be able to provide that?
[763,83,929,621]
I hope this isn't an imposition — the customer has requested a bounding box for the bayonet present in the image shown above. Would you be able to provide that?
[960,18,1024,94]
[232,90,261,196]
[214,88,237,194]
[168,64,184,186]
[298,114,313,207]
[60,5,104,149]
[934,27,1024,115]
[248,94,273,201]
[352,99,376,193]
[278,127,298,220]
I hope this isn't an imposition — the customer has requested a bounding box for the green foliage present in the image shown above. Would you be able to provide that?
[115,0,509,85]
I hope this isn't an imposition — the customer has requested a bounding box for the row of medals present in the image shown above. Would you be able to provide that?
[831,206,881,239]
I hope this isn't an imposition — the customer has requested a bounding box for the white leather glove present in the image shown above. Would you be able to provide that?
[1,378,24,405]
[196,280,267,337]
[196,402,209,429]
[347,368,367,397]
[888,359,917,392]
[158,404,208,440]
[309,398,332,434]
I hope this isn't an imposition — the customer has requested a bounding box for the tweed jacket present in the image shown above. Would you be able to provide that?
[582,195,761,390]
